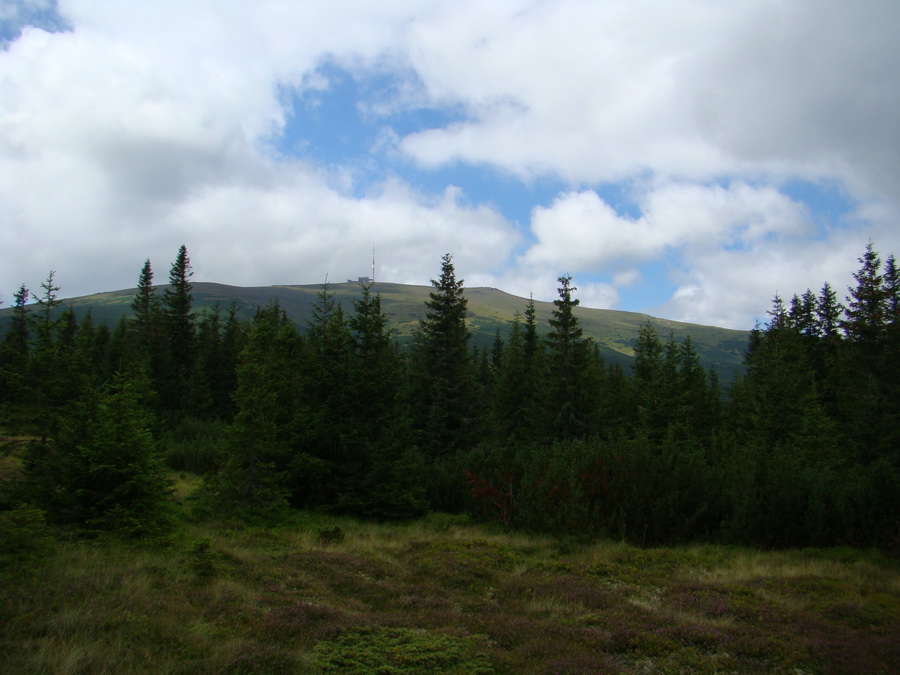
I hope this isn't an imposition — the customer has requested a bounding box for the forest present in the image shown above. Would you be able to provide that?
[0,243,898,550]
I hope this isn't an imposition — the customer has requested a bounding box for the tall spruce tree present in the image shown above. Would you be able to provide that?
[544,275,594,439]
[0,284,30,416]
[491,314,529,440]
[297,282,353,506]
[412,253,475,456]
[342,283,426,518]
[843,242,886,346]
[817,282,843,340]
[523,294,539,359]
[122,259,166,405]
[840,243,897,460]
[209,305,295,519]
[131,259,160,336]
[160,245,196,413]
[24,273,70,441]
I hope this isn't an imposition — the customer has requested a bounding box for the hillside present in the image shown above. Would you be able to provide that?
[0,281,749,379]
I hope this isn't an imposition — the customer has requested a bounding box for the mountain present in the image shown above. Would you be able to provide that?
[0,281,750,380]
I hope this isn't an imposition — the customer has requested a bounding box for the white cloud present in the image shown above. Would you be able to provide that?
[398,0,900,203]
[0,0,897,335]
[0,1,514,298]
[658,221,900,329]
[161,171,519,293]
[521,182,811,273]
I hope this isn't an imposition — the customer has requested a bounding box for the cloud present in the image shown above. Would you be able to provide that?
[0,1,516,298]
[399,0,900,199]
[174,174,518,290]
[661,237,869,329]
[0,0,897,334]
[521,182,811,271]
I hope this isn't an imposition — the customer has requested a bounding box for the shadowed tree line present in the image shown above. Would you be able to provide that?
[0,245,897,549]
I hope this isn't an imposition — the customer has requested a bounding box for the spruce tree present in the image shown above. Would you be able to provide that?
[632,322,667,436]
[413,253,475,456]
[131,259,160,336]
[31,271,61,331]
[23,273,72,441]
[297,282,353,506]
[342,283,425,518]
[544,275,593,439]
[843,242,886,346]
[0,284,30,415]
[522,295,537,353]
[24,376,172,535]
[209,305,295,519]
[817,282,844,340]
[160,245,196,413]
[490,314,525,439]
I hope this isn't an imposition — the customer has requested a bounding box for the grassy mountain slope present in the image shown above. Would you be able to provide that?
[1,281,750,379]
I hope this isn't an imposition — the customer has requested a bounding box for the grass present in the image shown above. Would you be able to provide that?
[1,491,898,673]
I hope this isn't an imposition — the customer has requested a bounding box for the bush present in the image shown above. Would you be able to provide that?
[310,626,494,674]
[0,503,53,567]
[23,380,173,537]
[316,525,345,546]
[187,538,216,579]
[159,417,228,474]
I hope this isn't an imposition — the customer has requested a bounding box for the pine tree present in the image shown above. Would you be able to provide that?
[412,253,475,456]
[24,376,172,535]
[544,275,595,440]
[296,282,353,506]
[185,301,247,421]
[131,259,160,335]
[208,306,295,519]
[733,296,808,444]
[31,271,61,331]
[0,284,30,414]
[789,289,821,339]
[817,282,844,340]
[843,242,886,345]
[348,283,397,420]
[632,322,667,436]
[75,312,99,383]
[677,336,718,438]
[125,258,166,388]
[190,304,223,419]
[523,294,539,358]
[340,283,425,518]
[23,273,72,441]
[160,245,196,413]
[885,253,900,326]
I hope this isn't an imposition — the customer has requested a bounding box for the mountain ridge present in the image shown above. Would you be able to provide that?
[0,281,750,380]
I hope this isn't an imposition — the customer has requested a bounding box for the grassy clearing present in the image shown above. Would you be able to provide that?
[1,495,898,673]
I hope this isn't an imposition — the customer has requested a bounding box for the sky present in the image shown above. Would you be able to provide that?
[1,0,898,330]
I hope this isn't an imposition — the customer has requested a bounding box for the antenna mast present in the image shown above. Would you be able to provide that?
[372,243,376,283]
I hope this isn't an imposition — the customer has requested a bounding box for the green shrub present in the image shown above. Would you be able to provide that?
[159,417,228,474]
[187,538,216,579]
[316,525,345,546]
[0,502,53,566]
[23,380,174,538]
[310,626,494,674]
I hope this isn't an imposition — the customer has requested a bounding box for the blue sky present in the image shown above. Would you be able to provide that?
[1,1,898,329]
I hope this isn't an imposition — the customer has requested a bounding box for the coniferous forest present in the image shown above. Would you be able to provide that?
[1,243,898,550]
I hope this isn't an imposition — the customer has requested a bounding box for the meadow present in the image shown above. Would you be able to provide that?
[2,481,898,674]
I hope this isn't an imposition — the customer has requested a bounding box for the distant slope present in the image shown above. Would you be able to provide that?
[0,281,749,380]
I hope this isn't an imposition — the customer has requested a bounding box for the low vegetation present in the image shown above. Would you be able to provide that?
[1,500,898,673]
